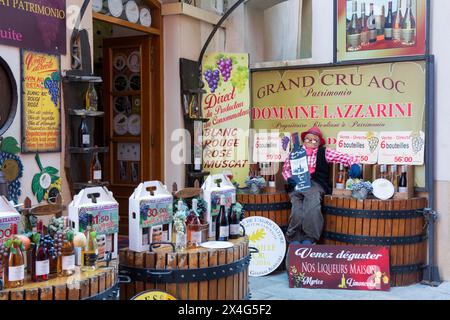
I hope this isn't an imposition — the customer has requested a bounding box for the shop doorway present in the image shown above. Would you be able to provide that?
[92,4,163,236]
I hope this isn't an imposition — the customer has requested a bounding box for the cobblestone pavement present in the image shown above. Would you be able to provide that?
[249,271,450,300]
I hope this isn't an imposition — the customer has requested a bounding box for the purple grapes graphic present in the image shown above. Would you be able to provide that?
[217,58,233,82]
[281,136,290,151]
[204,69,220,93]
[44,72,60,108]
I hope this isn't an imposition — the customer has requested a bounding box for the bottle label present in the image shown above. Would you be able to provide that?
[385,28,393,38]
[8,265,25,281]
[62,255,75,271]
[230,224,240,236]
[393,28,402,40]
[36,259,50,276]
[94,170,102,180]
[268,181,276,188]
[398,187,408,193]
[83,252,98,267]
[83,134,90,145]
[347,34,361,49]
[219,226,229,238]
[190,231,202,244]
[336,183,345,190]
[402,28,415,43]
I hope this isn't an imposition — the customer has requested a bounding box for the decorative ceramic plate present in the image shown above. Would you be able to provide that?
[139,7,152,27]
[113,96,132,114]
[128,51,141,73]
[127,114,141,136]
[114,74,128,92]
[108,0,123,17]
[113,53,127,71]
[200,241,234,249]
[372,179,395,201]
[114,114,128,136]
[129,73,141,91]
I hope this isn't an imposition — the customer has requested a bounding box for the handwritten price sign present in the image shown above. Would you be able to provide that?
[80,205,119,235]
[139,197,174,228]
[253,132,290,163]
[378,131,425,165]
[336,132,378,164]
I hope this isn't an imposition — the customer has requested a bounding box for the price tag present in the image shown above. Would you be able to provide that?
[80,204,119,235]
[336,131,379,164]
[139,197,173,228]
[378,131,425,165]
[253,132,290,163]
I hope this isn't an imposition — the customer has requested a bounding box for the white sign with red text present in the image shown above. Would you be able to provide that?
[336,131,379,164]
[253,132,290,163]
[378,131,425,165]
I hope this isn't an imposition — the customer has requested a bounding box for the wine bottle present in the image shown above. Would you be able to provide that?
[393,0,403,41]
[379,164,388,180]
[85,83,98,111]
[376,5,386,36]
[336,164,345,190]
[347,0,361,51]
[215,195,229,241]
[58,217,75,276]
[81,214,98,271]
[4,224,25,289]
[90,150,102,183]
[32,220,50,282]
[398,165,408,193]
[79,116,90,148]
[389,165,398,191]
[229,194,240,240]
[401,0,416,45]
[187,199,202,248]
[384,1,393,40]
[368,3,377,43]
[360,2,370,45]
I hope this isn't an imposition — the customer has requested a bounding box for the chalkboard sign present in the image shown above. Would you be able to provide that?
[0,57,17,136]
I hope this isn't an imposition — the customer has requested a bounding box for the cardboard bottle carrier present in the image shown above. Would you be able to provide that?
[0,196,21,246]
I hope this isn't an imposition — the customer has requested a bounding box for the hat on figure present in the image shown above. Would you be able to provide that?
[301,126,326,146]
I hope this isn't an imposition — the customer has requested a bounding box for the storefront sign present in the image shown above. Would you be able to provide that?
[336,131,379,164]
[253,132,290,163]
[378,131,425,165]
[139,198,173,228]
[288,245,390,291]
[21,50,61,153]
[252,61,427,186]
[79,205,119,235]
[202,53,251,186]
[241,216,286,277]
[131,290,177,300]
[336,0,428,62]
[0,0,66,54]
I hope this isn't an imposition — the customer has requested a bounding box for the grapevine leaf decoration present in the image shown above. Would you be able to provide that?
[32,153,60,203]
[0,137,21,155]
[248,229,266,242]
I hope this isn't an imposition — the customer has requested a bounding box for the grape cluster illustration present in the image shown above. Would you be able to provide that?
[366,132,379,153]
[43,72,60,108]
[411,133,424,155]
[281,136,290,151]
[230,66,249,92]
[217,58,233,82]
[203,55,248,93]
[203,69,220,93]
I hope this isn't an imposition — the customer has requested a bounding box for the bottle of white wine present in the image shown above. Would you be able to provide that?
[401,0,416,46]
[85,83,98,112]
[384,1,393,40]
[347,0,361,51]
[368,3,377,43]
[393,0,403,41]
[360,2,370,46]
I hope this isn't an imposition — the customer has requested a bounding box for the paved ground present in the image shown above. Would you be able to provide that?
[249,271,450,300]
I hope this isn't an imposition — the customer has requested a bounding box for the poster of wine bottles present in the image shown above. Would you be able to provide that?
[336,0,428,62]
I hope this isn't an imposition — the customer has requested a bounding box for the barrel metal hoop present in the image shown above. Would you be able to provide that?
[119,254,251,284]
[322,206,424,219]
[390,264,424,275]
[242,202,292,212]
[322,231,428,245]
[85,281,120,301]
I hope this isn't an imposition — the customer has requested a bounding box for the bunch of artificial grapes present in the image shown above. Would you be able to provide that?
[230,66,249,92]
[53,231,64,258]
[42,235,57,260]
[0,244,8,260]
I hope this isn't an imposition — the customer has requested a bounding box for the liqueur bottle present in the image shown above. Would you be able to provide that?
[215,195,229,241]
[368,3,377,43]
[186,199,202,248]
[389,165,398,191]
[85,83,98,111]
[384,1,393,40]
[379,164,388,180]
[398,165,408,193]
[32,220,50,282]
[336,164,346,190]
[90,150,102,183]
[347,0,361,51]
[4,224,25,289]
[229,194,241,240]
[57,217,75,277]
[401,0,416,45]
[78,116,91,148]
[360,2,370,46]
[81,215,98,271]
[393,0,403,41]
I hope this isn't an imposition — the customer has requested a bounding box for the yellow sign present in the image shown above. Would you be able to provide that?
[21,49,61,153]
[131,290,177,300]
[202,53,251,186]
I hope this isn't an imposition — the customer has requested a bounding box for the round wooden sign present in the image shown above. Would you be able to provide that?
[0,57,17,136]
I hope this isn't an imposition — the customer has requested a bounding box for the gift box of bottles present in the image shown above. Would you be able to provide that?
[0,196,21,246]
[68,187,119,259]
[129,181,174,253]
[201,174,236,238]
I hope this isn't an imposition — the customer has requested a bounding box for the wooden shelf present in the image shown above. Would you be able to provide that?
[73,181,110,190]
[63,75,103,83]
[112,90,141,97]
[69,146,109,154]
[93,12,161,36]
[69,109,105,117]
[111,136,141,143]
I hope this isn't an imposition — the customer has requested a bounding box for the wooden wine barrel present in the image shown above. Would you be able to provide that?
[119,236,250,300]
[321,196,428,287]
[0,263,118,300]
[237,190,291,231]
